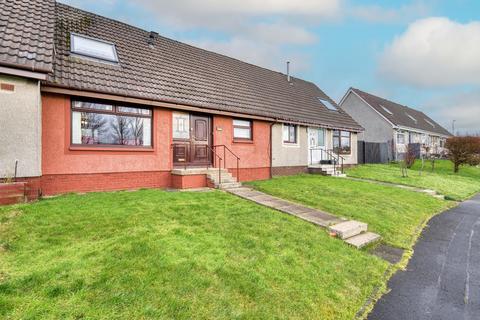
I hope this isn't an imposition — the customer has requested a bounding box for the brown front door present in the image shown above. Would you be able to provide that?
[173,113,212,167]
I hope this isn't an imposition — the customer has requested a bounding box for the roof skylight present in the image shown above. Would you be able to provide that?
[71,33,118,62]
[405,113,417,123]
[424,118,436,128]
[380,104,393,115]
[319,98,337,111]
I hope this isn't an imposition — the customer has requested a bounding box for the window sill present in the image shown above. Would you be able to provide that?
[233,139,254,144]
[69,146,154,152]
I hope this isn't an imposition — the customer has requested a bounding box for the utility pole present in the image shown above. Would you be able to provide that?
[452,120,456,136]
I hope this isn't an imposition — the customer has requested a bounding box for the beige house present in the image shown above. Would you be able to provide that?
[271,98,361,177]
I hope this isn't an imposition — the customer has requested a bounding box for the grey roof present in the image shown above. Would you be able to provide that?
[351,88,451,136]
[0,0,55,73]
[45,3,362,131]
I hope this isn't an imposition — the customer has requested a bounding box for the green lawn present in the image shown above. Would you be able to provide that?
[247,175,450,248]
[346,160,480,201]
[0,190,388,320]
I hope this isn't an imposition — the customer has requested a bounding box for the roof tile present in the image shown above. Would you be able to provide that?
[351,88,451,136]
[47,3,362,131]
[0,0,55,72]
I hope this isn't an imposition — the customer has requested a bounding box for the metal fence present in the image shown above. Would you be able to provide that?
[358,141,391,164]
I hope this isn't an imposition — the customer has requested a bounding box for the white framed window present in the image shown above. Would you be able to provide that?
[397,133,405,145]
[233,119,252,140]
[319,98,337,111]
[173,112,190,139]
[283,124,297,143]
[71,33,119,62]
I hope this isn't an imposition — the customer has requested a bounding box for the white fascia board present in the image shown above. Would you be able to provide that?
[396,125,451,138]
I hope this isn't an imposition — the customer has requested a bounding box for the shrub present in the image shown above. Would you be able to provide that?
[445,136,480,173]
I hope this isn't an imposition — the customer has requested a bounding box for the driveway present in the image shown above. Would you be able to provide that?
[369,194,480,320]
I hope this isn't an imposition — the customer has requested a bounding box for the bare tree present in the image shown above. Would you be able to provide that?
[82,112,108,144]
[112,116,131,145]
[131,117,144,146]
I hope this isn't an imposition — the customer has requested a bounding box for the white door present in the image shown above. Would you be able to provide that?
[308,128,325,164]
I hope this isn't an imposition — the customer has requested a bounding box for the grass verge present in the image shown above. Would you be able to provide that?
[0,189,388,320]
[346,160,480,201]
[247,174,451,249]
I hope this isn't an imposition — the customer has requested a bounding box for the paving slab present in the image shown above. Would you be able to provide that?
[345,232,381,248]
[329,220,367,239]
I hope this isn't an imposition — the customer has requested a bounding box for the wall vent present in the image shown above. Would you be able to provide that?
[0,83,15,92]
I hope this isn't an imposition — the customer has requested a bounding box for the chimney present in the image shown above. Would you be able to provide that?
[286,61,291,82]
[148,31,158,45]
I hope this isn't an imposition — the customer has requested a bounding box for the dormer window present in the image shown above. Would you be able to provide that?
[71,33,118,63]
[319,98,337,111]
[424,119,435,128]
[380,104,393,115]
[405,113,417,124]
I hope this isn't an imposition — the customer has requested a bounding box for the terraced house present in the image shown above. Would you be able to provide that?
[0,0,362,199]
[340,88,452,162]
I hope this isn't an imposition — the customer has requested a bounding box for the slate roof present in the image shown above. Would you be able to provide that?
[45,3,362,131]
[351,88,451,136]
[0,0,55,73]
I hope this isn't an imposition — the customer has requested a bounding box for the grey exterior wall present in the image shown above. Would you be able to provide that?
[272,123,308,167]
[0,74,42,178]
[272,123,359,167]
[340,92,394,143]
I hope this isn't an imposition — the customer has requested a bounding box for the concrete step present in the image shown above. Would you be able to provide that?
[329,220,368,240]
[217,182,242,189]
[345,232,381,248]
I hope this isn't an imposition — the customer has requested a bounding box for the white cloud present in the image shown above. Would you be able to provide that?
[351,2,430,24]
[189,37,311,73]
[425,91,480,134]
[379,17,480,87]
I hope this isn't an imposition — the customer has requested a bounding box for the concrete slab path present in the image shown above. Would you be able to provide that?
[368,193,480,320]
[227,187,344,227]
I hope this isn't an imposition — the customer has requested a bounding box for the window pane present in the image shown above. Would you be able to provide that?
[71,34,118,62]
[233,119,251,127]
[289,126,296,142]
[72,111,151,146]
[341,131,350,138]
[318,129,325,147]
[173,112,190,139]
[283,125,289,141]
[341,137,350,148]
[118,106,151,116]
[234,127,251,139]
[333,137,340,148]
[333,130,340,137]
[72,100,113,111]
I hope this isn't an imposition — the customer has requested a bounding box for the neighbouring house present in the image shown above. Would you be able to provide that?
[0,0,362,199]
[340,88,452,163]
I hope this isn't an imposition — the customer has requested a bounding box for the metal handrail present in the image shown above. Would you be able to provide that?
[213,145,241,182]
[309,147,345,174]
[205,145,223,185]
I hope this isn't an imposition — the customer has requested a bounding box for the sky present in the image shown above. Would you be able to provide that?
[61,0,480,134]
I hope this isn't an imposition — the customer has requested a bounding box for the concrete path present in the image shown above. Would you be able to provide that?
[227,187,344,227]
[368,193,480,320]
[345,177,445,199]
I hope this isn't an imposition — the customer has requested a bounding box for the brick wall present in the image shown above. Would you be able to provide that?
[271,166,308,176]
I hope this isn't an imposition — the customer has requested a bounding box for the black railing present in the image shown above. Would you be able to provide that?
[309,147,345,174]
[171,143,241,186]
[213,145,241,182]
